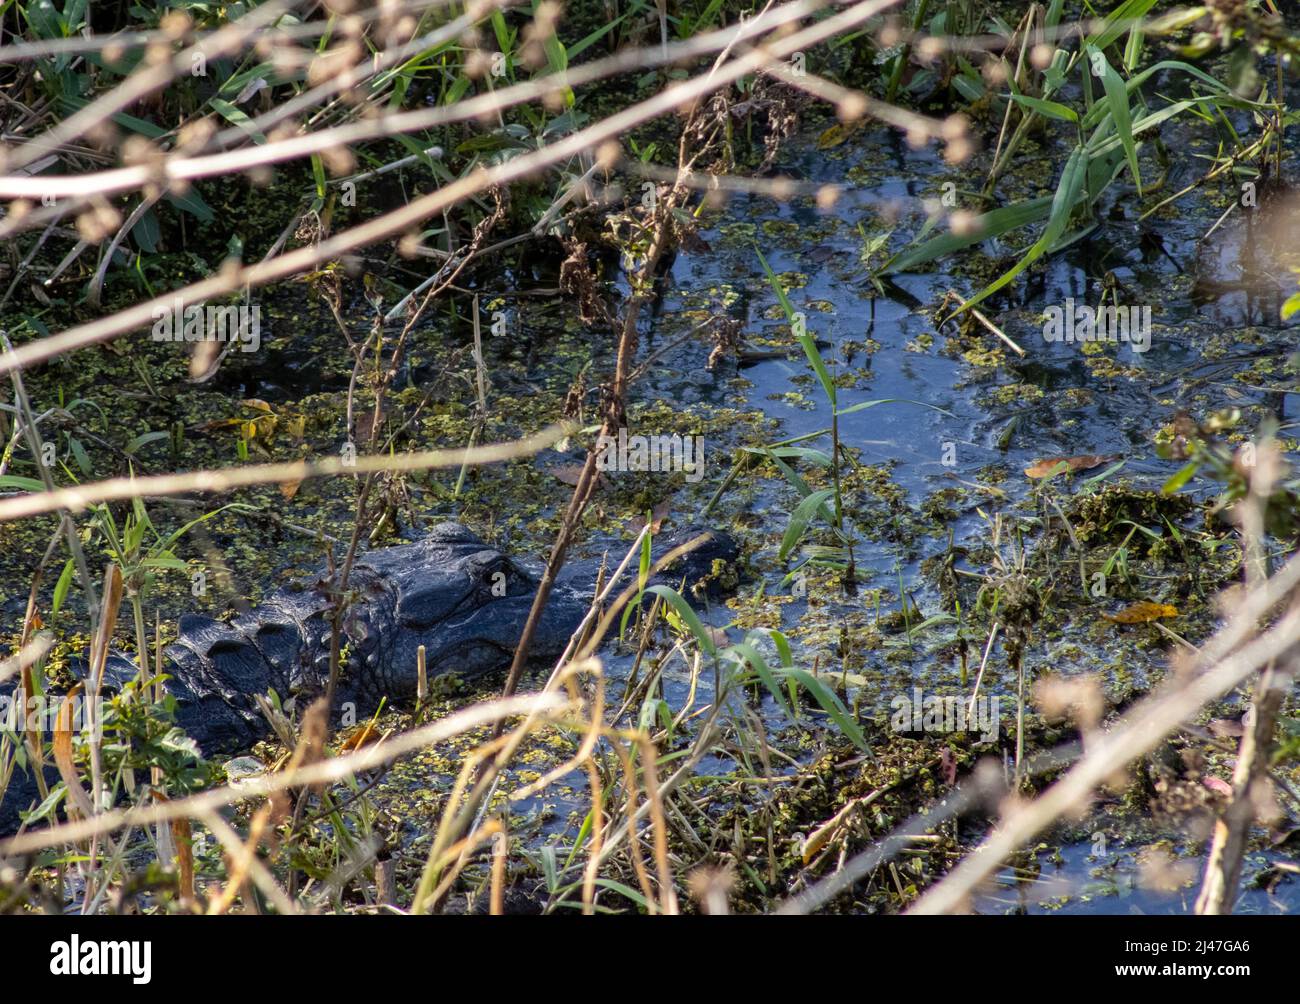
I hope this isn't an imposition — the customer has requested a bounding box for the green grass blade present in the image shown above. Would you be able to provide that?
[642,584,717,656]
[1085,0,1158,52]
[779,489,835,562]
[728,640,794,720]
[834,397,955,418]
[1006,92,1078,123]
[784,669,870,753]
[1090,46,1141,194]
[740,446,834,466]
[881,197,1052,274]
[756,248,836,406]
[1162,460,1198,495]
[51,557,75,617]
[957,147,1088,315]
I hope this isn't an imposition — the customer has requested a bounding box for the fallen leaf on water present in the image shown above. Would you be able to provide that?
[1024,453,1120,478]
[626,500,672,534]
[1101,601,1178,624]
[549,463,599,487]
[817,122,858,149]
[821,671,870,690]
[705,626,731,650]
[339,722,381,752]
[1207,717,1246,739]
[279,478,303,501]
[1202,775,1233,797]
[197,417,245,433]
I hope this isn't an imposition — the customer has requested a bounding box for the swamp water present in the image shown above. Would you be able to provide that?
[9,113,1300,913]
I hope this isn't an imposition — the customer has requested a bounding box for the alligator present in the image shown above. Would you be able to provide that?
[0,521,736,836]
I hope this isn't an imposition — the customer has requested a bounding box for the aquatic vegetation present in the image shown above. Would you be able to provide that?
[0,0,1295,933]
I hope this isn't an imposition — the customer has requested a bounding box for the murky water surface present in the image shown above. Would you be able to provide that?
[598,116,1300,913]
[11,104,1300,913]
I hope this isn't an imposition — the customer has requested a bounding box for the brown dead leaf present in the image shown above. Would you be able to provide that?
[1101,601,1178,624]
[626,500,672,534]
[1024,453,1120,478]
[279,478,303,501]
[54,685,96,819]
[549,463,596,487]
[339,721,381,753]
[940,747,957,787]
[196,417,245,433]
[704,626,730,650]
[1207,717,1246,739]
[355,397,389,446]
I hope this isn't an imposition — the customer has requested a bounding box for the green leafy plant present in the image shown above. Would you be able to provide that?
[82,496,256,682]
[880,7,1267,319]
[756,248,950,591]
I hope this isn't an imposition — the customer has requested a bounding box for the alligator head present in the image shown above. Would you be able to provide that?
[154,522,598,753]
[0,522,736,835]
